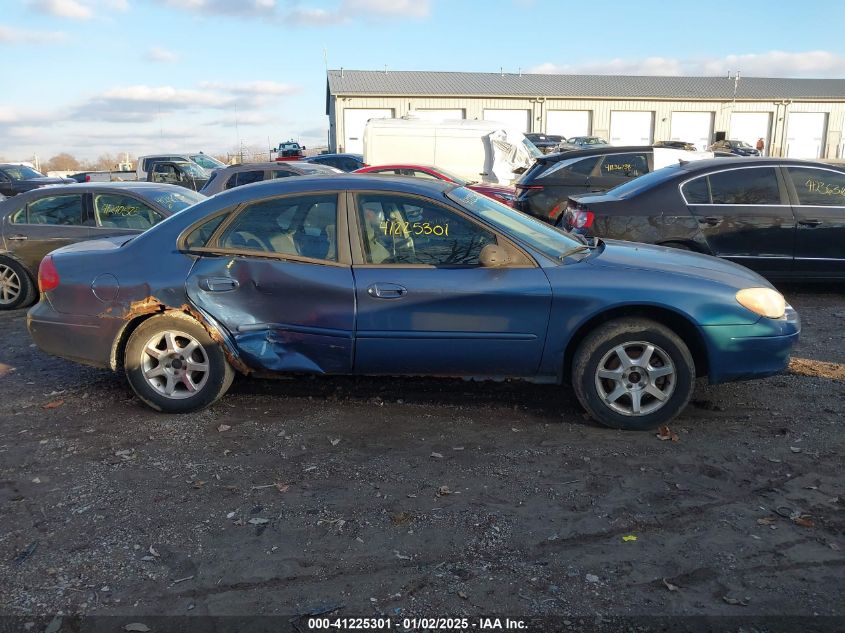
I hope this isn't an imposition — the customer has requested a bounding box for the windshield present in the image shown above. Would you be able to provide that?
[604,164,683,199]
[4,165,44,180]
[447,186,581,259]
[180,162,209,178]
[148,188,206,213]
[190,154,225,170]
[522,137,543,159]
[735,141,752,148]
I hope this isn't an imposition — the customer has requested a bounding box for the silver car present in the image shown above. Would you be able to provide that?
[199,161,342,196]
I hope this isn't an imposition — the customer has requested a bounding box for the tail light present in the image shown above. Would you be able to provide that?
[38,256,60,292]
[570,207,595,229]
[84,174,91,182]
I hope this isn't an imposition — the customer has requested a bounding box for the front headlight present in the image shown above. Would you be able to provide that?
[736,287,786,319]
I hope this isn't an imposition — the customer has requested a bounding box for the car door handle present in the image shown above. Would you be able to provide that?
[799,219,822,227]
[367,283,407,299]
[199,277,239,292]
[8,234,28,241]
[698,216,721,226]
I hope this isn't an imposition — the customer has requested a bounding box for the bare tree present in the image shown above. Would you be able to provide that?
[44,152,82,172]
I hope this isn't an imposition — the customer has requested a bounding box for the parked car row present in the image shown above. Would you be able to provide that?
[8,136,825,432]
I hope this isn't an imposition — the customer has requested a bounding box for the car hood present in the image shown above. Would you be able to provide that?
[586,239,773,289]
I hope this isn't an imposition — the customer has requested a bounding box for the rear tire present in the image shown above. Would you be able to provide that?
[572,318,695,430]
[124,313,234,413]
[0,256,36,311]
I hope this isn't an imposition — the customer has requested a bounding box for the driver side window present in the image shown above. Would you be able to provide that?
[356,194,496,266]
[217,193,339,262]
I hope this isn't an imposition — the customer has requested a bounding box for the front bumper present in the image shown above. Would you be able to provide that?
[702,305,800,384]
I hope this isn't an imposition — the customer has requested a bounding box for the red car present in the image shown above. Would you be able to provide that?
[354,164,516,206]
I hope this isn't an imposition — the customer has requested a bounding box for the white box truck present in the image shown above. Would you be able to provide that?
[362,117,541,185]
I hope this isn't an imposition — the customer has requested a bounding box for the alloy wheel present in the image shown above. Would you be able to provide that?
[594,341,676,416]
[140,330,210,399]
[0,264,22,306]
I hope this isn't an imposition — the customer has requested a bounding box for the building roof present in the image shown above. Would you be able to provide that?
[327,69,845,101]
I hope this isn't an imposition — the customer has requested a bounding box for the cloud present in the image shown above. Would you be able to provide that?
[156,0,276,15]
[529,50,845,79]
[0,25,67,44]
[204,112,274,126]
[154,0,429,23]
[200,80,299,96]
[287,7,346,25]
[29,0,93,19]
[145,46,178,63]
[340,0,430,18]
[71,84,234,122]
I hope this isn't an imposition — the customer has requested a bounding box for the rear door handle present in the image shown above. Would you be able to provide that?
[699,216,721,226]
[798,219,822,227]
[199,277,239,292]
[367,283,407,299]
[8,234,28,241]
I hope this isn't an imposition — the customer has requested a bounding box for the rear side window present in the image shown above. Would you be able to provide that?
[226,170,264,189]
[27,195,85,225]
[682,177,710,204]
[600,153,649,177]
[270,169,294,179]
[94,194,163,229]
[787,167,845,206]
[218,194,338,262]
[708,168,781,205]
[537,156,599,180]
[184,214,228,249]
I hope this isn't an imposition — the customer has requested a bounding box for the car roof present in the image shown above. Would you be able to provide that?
[304,153,363,159]
[0,181,191,201]
[674,156,845,174]
[203,173,454,207]
[541,145,654,161]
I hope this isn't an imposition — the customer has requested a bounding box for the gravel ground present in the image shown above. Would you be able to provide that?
[0,285,843,632]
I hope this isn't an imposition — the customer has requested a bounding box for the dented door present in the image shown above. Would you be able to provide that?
[186,256,355,374]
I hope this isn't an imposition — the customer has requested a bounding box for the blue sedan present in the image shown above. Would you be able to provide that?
[27,175,799,430]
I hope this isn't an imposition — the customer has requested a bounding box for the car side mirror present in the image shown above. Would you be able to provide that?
[479,244,512,268]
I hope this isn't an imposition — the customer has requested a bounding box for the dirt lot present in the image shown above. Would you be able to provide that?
[1,285,843,632]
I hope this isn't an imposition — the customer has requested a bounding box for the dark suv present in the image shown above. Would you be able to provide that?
[513,146,655,222]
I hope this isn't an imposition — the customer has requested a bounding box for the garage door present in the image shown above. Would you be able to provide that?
[609,111,654,145]
[413,109,465,121]
[483,109,530,133]
[343,108,394,154]
[729,112,771,152]
[786,113,827,159]
[670,112,713,151]
[546,110,590,138]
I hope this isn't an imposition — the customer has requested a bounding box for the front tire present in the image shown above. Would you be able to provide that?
[124,313,234,413]
[0,256,36,310]
[572,318,695,430]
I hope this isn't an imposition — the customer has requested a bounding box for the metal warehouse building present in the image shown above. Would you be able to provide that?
[326,69,845,159]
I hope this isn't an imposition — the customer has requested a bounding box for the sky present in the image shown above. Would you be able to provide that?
[2,0,845,163]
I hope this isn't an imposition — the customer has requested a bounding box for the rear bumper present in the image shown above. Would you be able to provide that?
[27,300,120,369]
[702,306,800,384]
